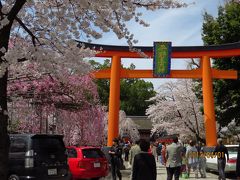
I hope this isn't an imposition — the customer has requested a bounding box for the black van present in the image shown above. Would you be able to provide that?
[8,134,71,180]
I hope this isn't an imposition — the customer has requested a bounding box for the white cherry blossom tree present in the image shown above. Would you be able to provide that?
[119,110,140,142]
[103,110,140,143]
[220,119,240,143]
[146,79,205,142]
[0,1,187,179]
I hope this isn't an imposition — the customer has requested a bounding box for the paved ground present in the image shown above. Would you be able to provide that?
[102,162,237,180]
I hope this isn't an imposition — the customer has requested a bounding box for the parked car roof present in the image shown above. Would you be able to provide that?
[67,146,100,149]
[225,144,239,147]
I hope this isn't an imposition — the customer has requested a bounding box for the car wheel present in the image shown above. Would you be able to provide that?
[8,175,20,180]
[206,167,210,172]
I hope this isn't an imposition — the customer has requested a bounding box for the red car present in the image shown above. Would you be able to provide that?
[66,146,109,180]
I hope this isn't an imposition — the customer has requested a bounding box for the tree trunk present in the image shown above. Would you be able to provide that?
[0,20,12,179]
[0,70,10,180]
[0,24,11,179]
[0,1,27,179]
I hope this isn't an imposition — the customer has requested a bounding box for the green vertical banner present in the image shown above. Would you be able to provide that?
[153,42,171,77]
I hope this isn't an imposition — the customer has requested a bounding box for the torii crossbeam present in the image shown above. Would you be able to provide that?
[78,41,240,147]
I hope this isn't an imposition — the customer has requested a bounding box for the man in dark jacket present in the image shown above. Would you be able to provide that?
[132,139,156,180]
[109,138,122,180]
[237,143,240,179]
[214,138,229,180]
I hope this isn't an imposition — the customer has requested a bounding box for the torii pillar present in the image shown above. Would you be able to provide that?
[107,56,121,146]
[202,56,217,146]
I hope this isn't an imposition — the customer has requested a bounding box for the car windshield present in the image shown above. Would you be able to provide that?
[82,148,105,158]
[227,147,238,154]
[9,137,27,153]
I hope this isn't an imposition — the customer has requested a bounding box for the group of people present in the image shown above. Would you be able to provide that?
[108,137,240,180]
[109,138,156,180]
[157,137,240,180]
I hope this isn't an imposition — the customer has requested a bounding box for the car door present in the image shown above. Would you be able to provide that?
[205,147,218,171]
[67,147,78,175]
[9,136,28,173]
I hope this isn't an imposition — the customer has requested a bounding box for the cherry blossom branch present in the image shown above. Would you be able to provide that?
[54,0,63,9]
[114,10,122,28]
[0,1,3,17]
[68,0,77,17]
[184,83,201,137]
[176,108,196,135]
[122,0,186,9]
[132,1,159,8]
[8,1,26,22]
[54,0,62,16]
[183,120,196,134]
[15,16,41,47]
[190,100,200,136]
[17,57,27,62]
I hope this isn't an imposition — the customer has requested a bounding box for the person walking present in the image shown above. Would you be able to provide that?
[109,138,122,180]
[198,142,207,178]
[129,139,141,167]
[186,140,199,178]
[165,136,183,180]
[132,139,156,180]
[236,143,240,180]
[157,142,162,164]
[161,142,167,166]
[129,139,141,178]
[124,142,130,161]
[118,138,125,169]
[214,138,229,180]
[150,141,158,161]
[180,147,188,178]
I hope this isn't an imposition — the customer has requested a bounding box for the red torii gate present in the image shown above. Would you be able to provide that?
[79,41,240,147]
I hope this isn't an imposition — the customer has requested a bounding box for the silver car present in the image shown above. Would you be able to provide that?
[206,145,238,173]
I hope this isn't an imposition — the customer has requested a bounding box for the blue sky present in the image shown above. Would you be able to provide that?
[91,0,225,89]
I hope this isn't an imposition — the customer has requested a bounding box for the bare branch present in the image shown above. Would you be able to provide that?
[191,58,200,68]
[187,58,200,69]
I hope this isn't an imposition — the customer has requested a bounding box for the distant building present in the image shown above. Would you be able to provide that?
[127,116,152,140]
[127,116,180,144]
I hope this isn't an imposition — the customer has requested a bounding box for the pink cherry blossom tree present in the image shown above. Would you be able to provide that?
[146,79,205,142]
[0,1,187,178]
[8,62,105,146]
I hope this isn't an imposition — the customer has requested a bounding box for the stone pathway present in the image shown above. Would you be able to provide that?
[101,162,236,180]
